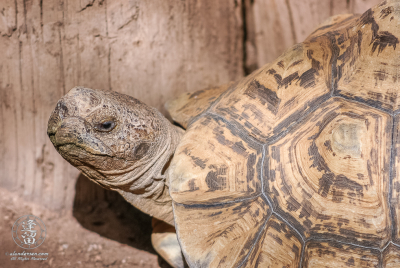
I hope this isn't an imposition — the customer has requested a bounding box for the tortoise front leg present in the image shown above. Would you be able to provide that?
[151,218,186,268]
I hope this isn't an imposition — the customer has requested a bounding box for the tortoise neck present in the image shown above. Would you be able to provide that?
[152,122,185,181]
[115,117,184,225]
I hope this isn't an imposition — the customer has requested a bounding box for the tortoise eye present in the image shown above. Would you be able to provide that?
[95,120,116,132]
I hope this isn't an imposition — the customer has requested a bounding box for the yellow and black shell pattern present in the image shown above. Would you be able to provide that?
[167,1,400,267]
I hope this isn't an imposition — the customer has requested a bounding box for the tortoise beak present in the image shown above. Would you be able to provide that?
[47,103,113,156]
[47,103,63,145]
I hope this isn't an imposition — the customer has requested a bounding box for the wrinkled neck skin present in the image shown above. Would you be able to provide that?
[111,119,184,226]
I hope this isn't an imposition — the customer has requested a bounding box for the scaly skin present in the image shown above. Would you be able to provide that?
[47,86,185,267]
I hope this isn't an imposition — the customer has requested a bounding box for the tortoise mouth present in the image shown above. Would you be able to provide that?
[57,143,102,165]
[56,142,110,157]
[57,144,129,172]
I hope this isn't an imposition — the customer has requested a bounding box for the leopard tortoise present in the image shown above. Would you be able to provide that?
[48,0,400,267]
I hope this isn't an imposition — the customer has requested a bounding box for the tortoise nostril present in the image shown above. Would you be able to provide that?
[57,101,69,119]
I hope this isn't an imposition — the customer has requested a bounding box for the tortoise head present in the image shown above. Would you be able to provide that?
[47,86,176,189]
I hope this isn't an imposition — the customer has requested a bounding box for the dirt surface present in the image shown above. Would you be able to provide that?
[0,187,172,268]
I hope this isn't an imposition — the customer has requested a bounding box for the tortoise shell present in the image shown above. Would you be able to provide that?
[167,1,400,267]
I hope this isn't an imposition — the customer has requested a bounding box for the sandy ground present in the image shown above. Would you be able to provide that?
[0,187,172,268]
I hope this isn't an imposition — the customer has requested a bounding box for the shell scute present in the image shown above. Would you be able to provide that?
[211,37,332,143]
[383,244,400,267]
[173,197,270,268]
[303,241,380,267]
[169,114,263,205]
[266,98,392,247]
[242,215,303,268]
[333,1,400,112]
